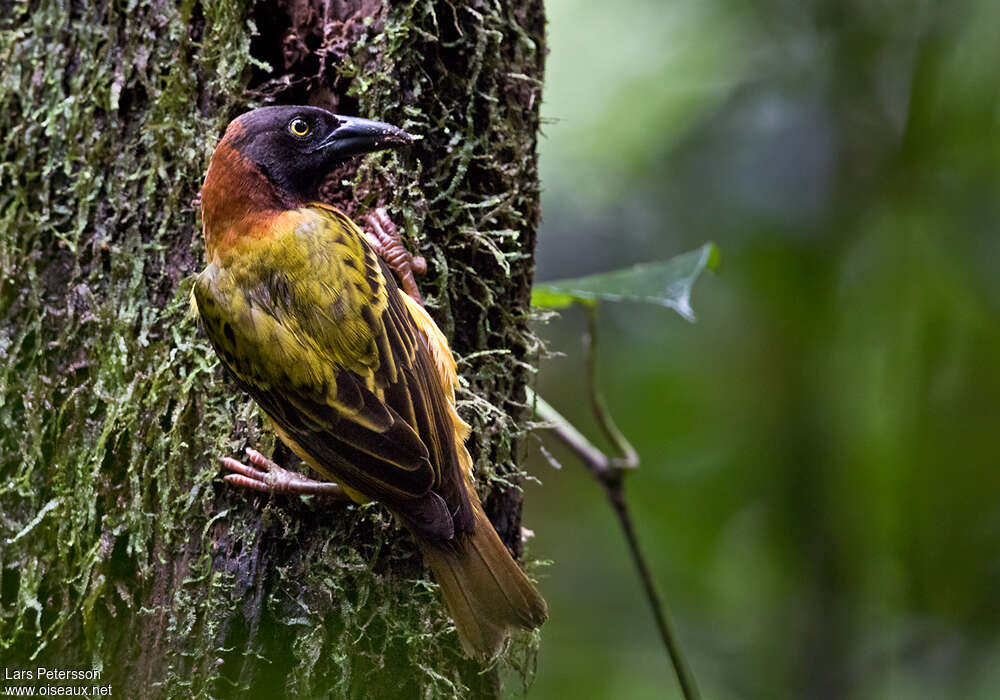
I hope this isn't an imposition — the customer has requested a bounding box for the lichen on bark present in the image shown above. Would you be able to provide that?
[0,0,545,697]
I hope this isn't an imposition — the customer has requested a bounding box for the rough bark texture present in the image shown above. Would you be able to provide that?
[0,0,545,697]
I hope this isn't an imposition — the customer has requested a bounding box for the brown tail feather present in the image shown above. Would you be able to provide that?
[418,497,547,660]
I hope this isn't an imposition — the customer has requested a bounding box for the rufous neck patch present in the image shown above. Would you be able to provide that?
[201,126,299,262]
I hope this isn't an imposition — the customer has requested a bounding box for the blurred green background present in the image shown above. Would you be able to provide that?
[524,0,1000,698]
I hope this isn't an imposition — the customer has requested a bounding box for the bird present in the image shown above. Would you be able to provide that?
[191,105,547,660]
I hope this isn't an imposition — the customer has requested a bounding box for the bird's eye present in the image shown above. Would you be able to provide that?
[288,117,310,138]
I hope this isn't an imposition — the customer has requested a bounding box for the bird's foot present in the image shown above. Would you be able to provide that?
[221,448,346,498]
[365,208,426,304]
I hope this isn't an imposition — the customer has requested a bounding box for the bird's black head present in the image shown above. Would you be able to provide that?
[224,105,412,201]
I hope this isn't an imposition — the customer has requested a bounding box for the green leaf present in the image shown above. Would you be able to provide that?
[531,242,720,321]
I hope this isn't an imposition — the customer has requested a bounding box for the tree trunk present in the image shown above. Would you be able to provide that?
[0,1,545,697]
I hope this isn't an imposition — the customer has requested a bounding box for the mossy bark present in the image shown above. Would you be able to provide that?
[0,1,545,697]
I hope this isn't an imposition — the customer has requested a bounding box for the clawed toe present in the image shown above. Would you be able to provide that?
[365,207,425,303]
[220,449,346,498]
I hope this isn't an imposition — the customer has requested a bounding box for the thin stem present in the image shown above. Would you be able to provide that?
[529,304,701,700]
[531,390,612,479]
[582,304,638,469]
[602,477,701,700]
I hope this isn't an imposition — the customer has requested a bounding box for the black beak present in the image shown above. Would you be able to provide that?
[316,115,412,159]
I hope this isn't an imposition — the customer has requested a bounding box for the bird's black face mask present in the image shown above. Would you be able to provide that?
[232,105,412,200]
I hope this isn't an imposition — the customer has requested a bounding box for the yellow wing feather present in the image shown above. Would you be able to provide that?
[399,291,474,480]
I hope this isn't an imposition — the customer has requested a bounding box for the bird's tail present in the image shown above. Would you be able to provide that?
[418,496,547,660]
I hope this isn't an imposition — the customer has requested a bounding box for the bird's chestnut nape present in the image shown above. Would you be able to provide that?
[226,105,413,201]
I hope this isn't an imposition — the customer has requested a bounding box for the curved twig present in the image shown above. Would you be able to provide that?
[529,304,701,700]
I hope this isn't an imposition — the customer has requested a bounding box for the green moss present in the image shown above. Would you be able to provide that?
[1,0,256,686]
[0,0,545,697]
[348,0,546,492]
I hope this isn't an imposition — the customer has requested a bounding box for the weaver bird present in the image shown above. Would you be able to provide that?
[192,105,547,659]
